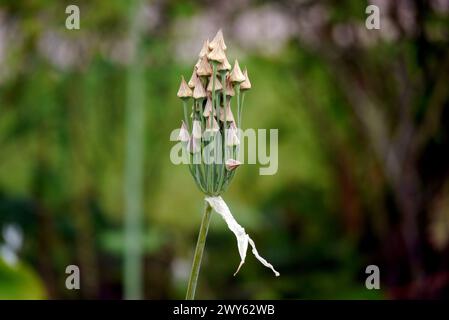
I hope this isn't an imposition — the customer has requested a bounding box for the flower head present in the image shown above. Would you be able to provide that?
[196,56,212,77]
[209,29,227,50]
[207,76,223,92]
[240,68,252,91]
[192,120,202,139]
[177,76,192,99]
[229,60,246,83]
[193,77,207,99]
[177,121,190,142]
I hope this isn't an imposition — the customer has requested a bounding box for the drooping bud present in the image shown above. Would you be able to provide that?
[207,76,223,92]
[193,78,207,99]
[198,39,210,58]
[177,121,190,142]
[209,29,227,50]
[226,122,240,146]
[218,55,231,72]
[207,45,226,63]
[203,96,216,117]
[188,68,199,88]
[177,76,193,99]
[192,120,202,139]
[225,159,241,171]
[205,116,220,133]
[196,55,212,77]
[240,68,251,91]
[187,135,200,154]
[219,100,235,122]
[229,60,246,83]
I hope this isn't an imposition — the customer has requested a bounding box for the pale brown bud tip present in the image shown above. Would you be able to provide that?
[177,76,193,98]
[198,39,210,58]
[188,68,199,88]
[209,29,227,51]
[229,60,246,83]
[240,68,251,91]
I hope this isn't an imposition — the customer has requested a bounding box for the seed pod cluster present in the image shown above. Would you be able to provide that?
[176,29,251,195]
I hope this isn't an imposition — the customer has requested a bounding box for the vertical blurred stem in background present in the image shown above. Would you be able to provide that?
[124,0,146,300]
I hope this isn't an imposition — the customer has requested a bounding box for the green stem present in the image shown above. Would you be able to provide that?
[182,100,190,131]
[186,201,213,300]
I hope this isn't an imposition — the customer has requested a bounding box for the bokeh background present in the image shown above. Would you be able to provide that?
[1,0,449,299]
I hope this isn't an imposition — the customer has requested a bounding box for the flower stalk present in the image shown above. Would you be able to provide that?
[185,201,212,300]
[175,29,275,301]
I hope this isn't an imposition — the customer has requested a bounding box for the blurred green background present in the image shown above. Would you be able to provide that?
[1,0,449,299]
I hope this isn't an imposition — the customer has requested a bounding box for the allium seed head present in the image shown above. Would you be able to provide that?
[209,29,227,51]
[177,76,193,99]
[192,120,202,139]
[188,68,199,88]
[225,75,235,97]
[196,56,212,77]
[177,120,190,142]
[198,39,210,58]
[207,76,223,92]
[229,60,246,83]
[218,55,232,72]
[205,116,220,133]
[219,100,235,122]
[240,68,252,91]
[207,45,226,63]
[203,96,216,117]
[193,78,207,99]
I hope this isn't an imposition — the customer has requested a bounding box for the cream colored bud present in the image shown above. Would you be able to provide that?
[177,120,190,142]
[218,55,231,71]
[192,120,202,139]
[193,78,207,99]
[240,68,251,91]
[225,159,241,171]
[177,76,192,98]
[207,76,223,92]
[203,96,216,117]
[209,29,227,50]
[198,39,210,58]
[229,60,246,83]
[205,116,220,133]
[219,100,235,122]
[207,45,226,63]
[196,56,212,77]
[188,68,199,88]
[225,75,235,96]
